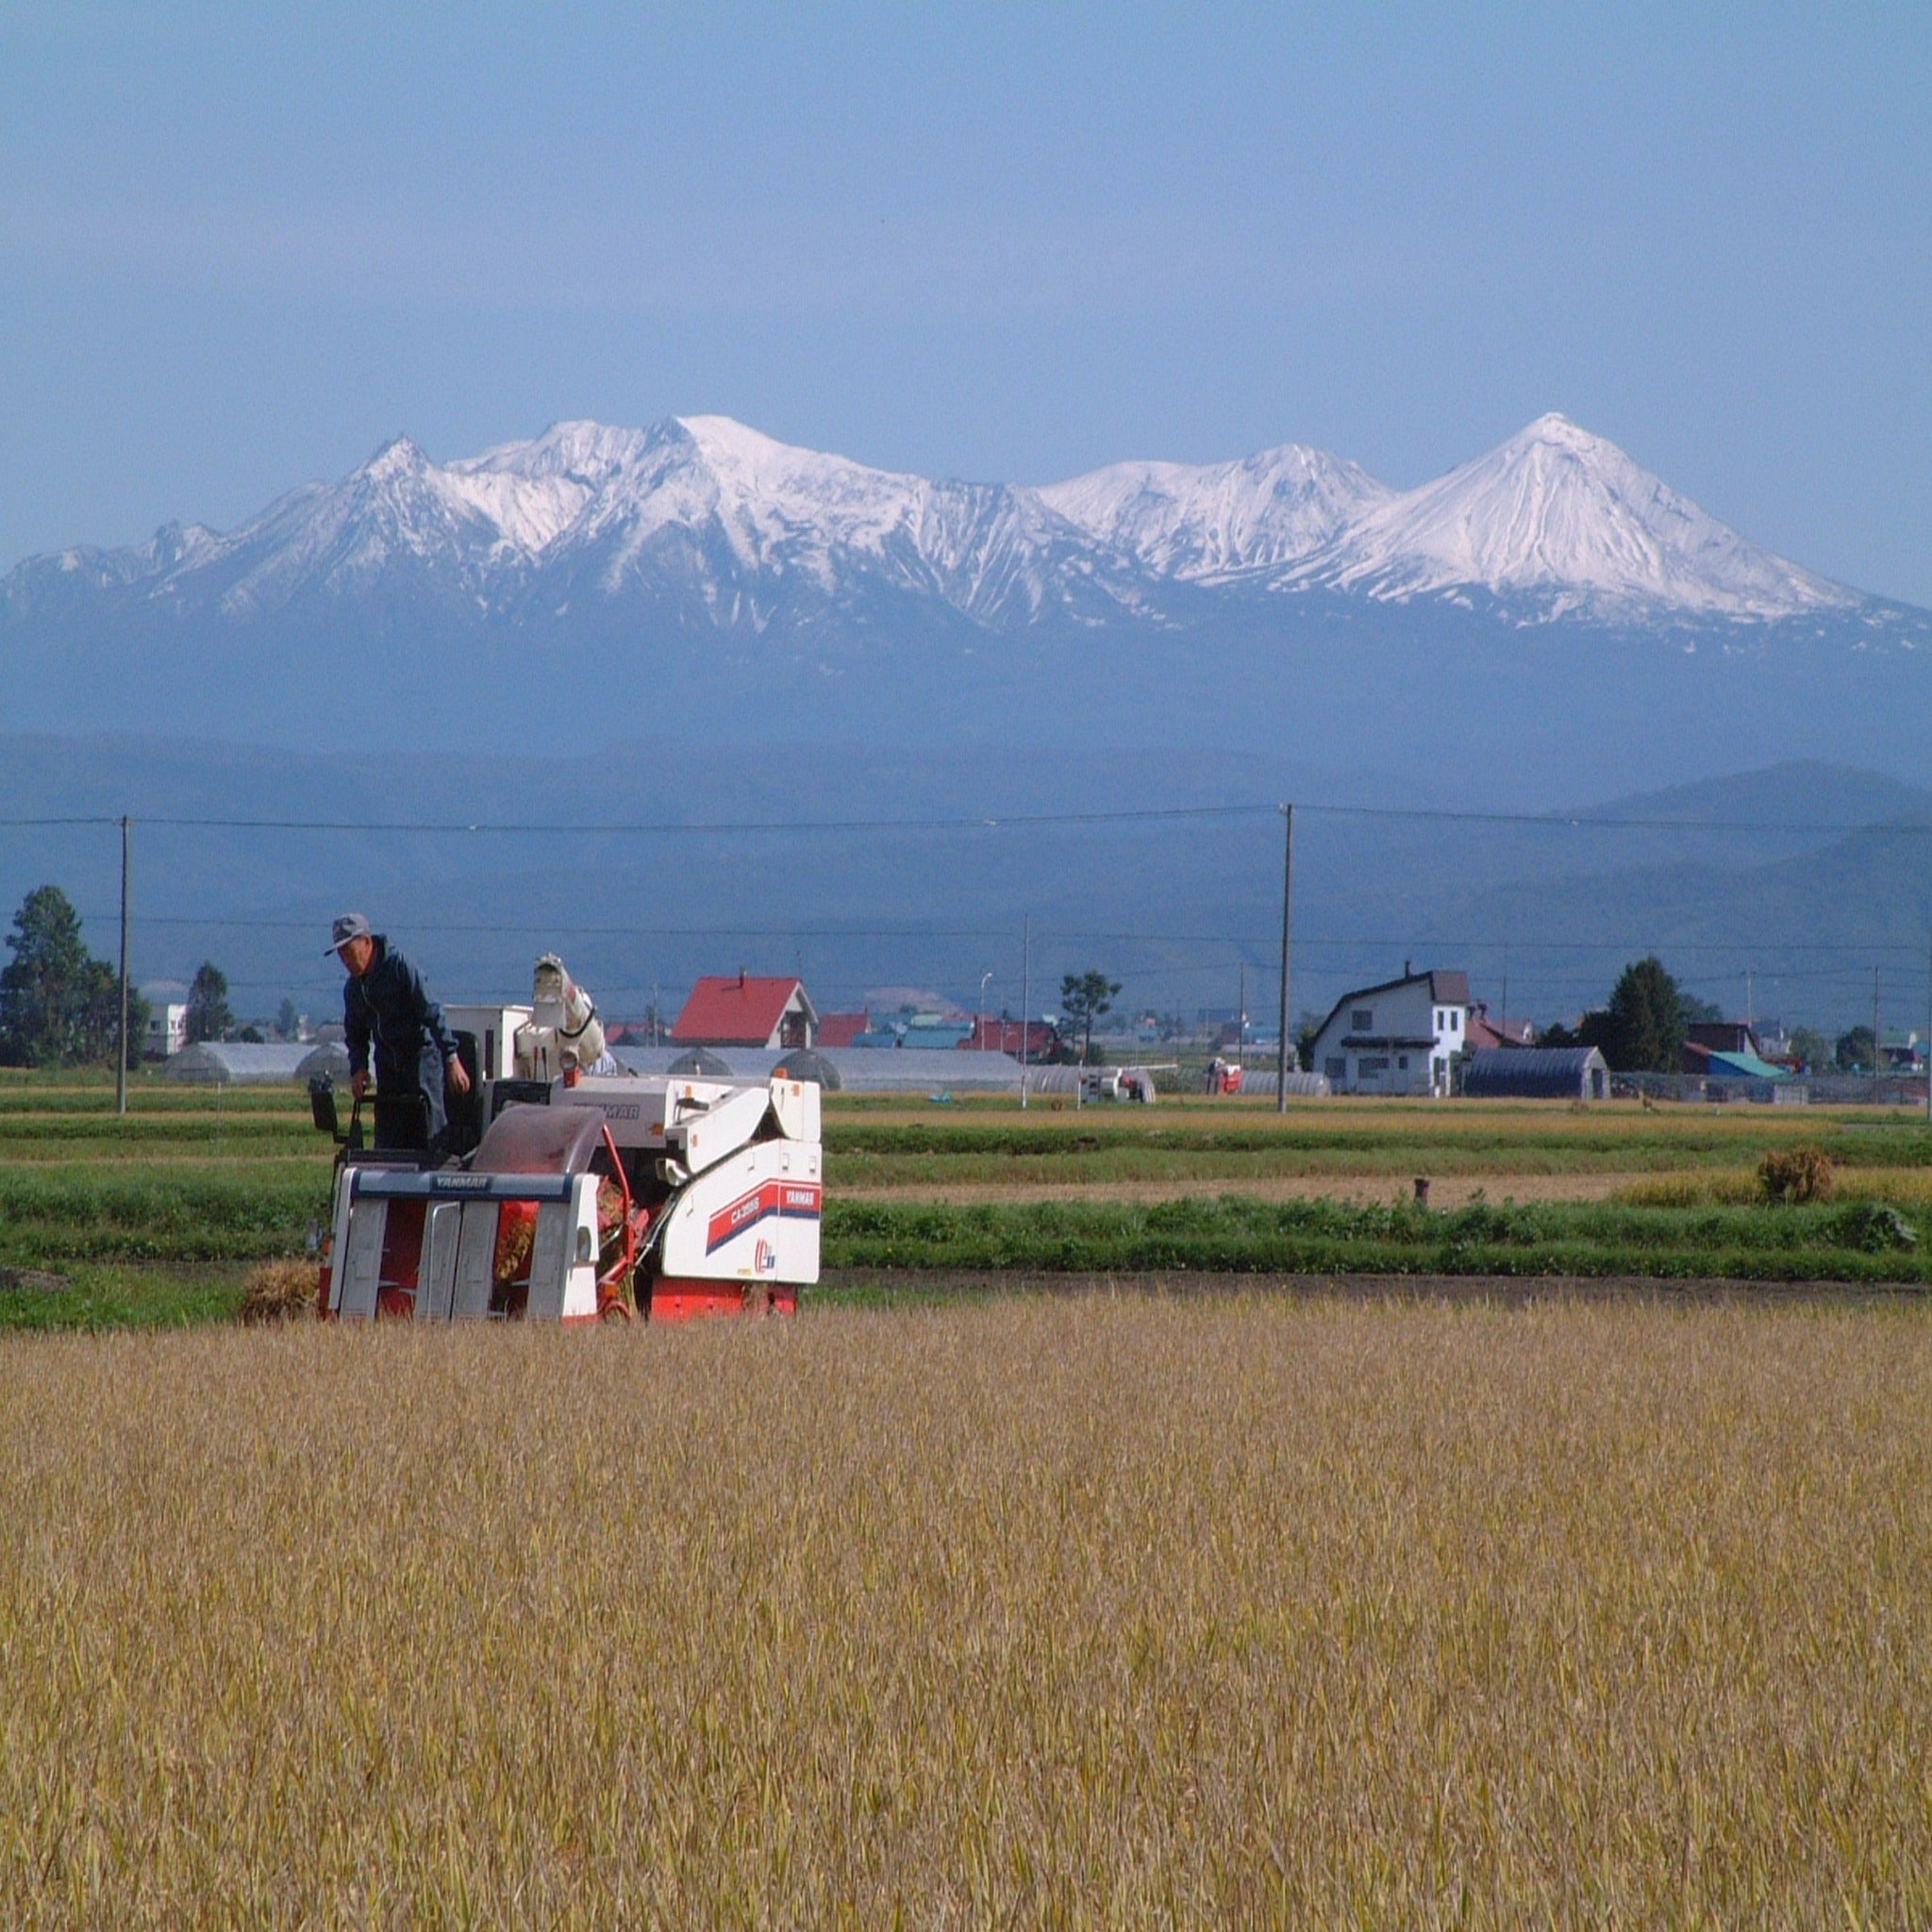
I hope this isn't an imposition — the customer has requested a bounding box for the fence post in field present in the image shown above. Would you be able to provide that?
[1277,803,1293,1113]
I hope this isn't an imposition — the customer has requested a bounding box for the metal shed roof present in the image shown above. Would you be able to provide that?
[1461,1047,1608,1098]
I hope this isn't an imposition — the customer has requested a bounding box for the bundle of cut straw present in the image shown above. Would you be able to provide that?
[238,1259,318,1324]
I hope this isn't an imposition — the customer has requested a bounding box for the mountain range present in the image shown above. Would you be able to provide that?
[6,412,1928,801]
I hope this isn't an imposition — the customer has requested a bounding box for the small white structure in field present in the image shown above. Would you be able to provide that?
[140,983,190,1059]
[1308,968,1472,1097]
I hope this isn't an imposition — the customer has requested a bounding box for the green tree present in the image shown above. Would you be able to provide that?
[0,886,143,1069]
[1,887,93,1065]
[1787,1025,1831,1073]
[1588,956,1687,1073]
[275,998,300,1041]
[187,962,234,1044]
[1059,970,1122,1066]
[1835,1024,1876,1073]
[1293,1008,1324,1074]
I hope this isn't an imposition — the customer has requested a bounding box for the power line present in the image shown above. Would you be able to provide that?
[83,908,1932,958]
[10,800,1932,837]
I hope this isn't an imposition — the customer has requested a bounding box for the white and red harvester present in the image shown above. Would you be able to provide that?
[312,1066,823,1324]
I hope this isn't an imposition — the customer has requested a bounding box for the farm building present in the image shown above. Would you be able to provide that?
[1686,1021,1762,1059]
[671,973,818,1050]
[1462,1046,1610,1100]
[140,982,190,1059]
[900,1017,973,1050]
[1307,968,1472,1097]
[1707,1050,1794,1084]
[815,1011,871,1048]
[968,1016,1061,1058]
[164,1041,313,1086]
[1464,1004,1534,1051]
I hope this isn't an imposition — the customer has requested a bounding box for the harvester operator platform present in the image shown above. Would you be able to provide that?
[328,911,471,1158]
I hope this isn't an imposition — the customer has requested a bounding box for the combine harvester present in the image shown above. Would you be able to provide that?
[311,990,822,1324]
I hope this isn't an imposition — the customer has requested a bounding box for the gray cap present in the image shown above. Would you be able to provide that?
[326,911,373,956]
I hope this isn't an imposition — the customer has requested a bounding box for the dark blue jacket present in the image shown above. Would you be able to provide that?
[343,936,459,1093]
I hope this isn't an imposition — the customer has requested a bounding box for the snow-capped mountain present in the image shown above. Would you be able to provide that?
[1275,413,1858,622]
[1037,443,1391,582]
[6,415,1157,638]
[3,410,1925,772]
[7,409,1896,637]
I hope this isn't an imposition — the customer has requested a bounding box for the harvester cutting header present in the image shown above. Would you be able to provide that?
[313,941,822,1324]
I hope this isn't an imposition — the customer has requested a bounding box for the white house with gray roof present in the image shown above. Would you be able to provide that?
[1308,968,1472,1097]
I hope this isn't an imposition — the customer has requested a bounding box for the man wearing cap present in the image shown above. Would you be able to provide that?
[329,914,471,1156]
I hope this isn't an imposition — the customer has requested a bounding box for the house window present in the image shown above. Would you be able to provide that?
[1351,1008,1373,1031]
[1359,1055,1390,1076]
[1397,1055,1408,1071]
[1324,1057,1346,1081]
[1450,1010,1460,1032]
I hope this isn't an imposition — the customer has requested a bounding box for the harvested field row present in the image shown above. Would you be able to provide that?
[2,1298,1926,1924]
[844,1172,1657,1207]
[846,1165,1932,1208]
[827,1194,1932,1283]
[5,1174,1930,1284]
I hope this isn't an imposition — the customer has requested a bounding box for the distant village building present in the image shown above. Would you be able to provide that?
[671,973,817,1050]
[1464,1003,1534,1052]
[815,1011,872,1049]
[969,1016,1061,1059]
[1307,969,1472,1097]
[900,1016,974,1050]
[1684,1021,1762,1065]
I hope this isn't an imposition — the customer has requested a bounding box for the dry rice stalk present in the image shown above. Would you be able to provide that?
[237,1258,318,1324]
[1759,1144,1836,1204]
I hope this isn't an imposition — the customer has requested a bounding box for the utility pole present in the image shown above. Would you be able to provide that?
[1276,803,1293,1112]
[1020,914,1031,1110]
[116,816,130,1116]
[1499,942,1509,1041]
[1924,935,1931,1124]
[1874,966,1882,1086]
[1238,960,1246,1056]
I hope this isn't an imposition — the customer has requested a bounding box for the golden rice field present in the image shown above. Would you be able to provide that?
[3,1296,1929,1926]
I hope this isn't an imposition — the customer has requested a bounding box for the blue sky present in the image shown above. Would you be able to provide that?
[3,2,1927,603]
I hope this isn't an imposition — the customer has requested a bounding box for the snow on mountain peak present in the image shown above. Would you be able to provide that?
[1292,413,1857,621]
[1040,441,1391,579]
[359,435,432,481]
[1,409,1890,639]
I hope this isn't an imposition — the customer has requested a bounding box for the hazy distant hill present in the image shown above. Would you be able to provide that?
[1,734,1924,1038]
[5,414,1929,805]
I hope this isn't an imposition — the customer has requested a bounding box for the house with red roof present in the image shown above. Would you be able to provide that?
[672,973,819,1050]
[1465,1003,1535,1052]
[815,1011,872,1049]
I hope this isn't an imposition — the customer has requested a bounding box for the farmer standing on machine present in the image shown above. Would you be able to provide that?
[329,912,471,1156]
